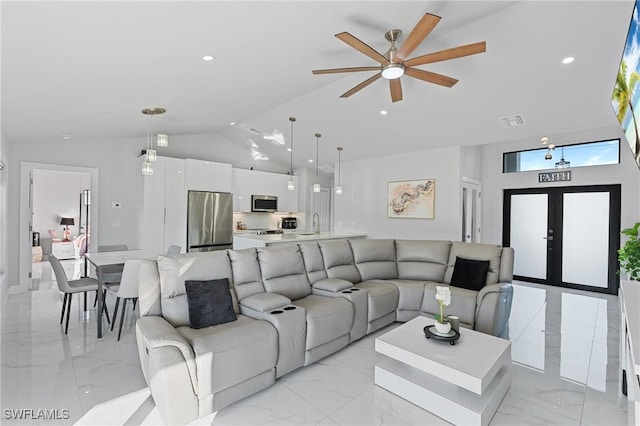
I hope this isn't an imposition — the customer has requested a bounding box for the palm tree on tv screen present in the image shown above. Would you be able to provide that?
[613,60,640,161]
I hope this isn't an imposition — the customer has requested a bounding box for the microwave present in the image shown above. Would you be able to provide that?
[251,195,278,212]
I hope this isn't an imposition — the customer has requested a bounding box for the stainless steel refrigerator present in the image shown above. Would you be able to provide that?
[187,191,233,252]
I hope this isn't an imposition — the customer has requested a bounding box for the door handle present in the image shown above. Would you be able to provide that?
[543,236,554,241]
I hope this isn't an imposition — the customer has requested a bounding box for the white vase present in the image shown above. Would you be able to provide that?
[435,320,451,334]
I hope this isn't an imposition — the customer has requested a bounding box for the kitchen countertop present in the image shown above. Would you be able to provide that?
[232,231,366,249]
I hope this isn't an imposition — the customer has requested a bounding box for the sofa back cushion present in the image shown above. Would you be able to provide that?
[138,258,162,317]
[258,245,311,300]
[318,240,361,283]
[349,239,398,281]
[299,242,328,284]
[156,251,237,327]
[444,242,502,285]
[396,240,451,281]
[228,248,265,301]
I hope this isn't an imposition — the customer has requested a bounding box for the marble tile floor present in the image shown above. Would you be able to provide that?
[0,259,629,425]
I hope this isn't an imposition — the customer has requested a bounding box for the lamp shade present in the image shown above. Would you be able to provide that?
[60,217,74,226]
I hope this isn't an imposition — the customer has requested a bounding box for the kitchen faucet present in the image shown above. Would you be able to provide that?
[312,212,320,234]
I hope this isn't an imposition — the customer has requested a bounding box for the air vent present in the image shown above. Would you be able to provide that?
[499,113,527,128]
[247,127,263,136]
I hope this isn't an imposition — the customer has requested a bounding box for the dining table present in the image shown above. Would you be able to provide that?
[84,249,159,338]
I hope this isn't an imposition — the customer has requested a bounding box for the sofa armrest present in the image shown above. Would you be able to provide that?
[475,282,514,338]
[312,278,353,293]
[240,292,291,313]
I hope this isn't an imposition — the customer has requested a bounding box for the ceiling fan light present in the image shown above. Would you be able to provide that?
[156,133,169,147]
[381,63,405,80]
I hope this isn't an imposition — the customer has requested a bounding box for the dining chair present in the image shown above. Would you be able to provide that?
[92,244,128,307]
[166,245,181,255]
[104,259,140,341]
[50,255,102,334]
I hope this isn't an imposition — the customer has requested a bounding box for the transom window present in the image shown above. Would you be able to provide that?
[503,139,620,173]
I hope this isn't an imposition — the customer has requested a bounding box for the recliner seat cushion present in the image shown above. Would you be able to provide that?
[177,315,277,397]
[388,279,427,312]
[292,295,353,350]
[356,280,399,321]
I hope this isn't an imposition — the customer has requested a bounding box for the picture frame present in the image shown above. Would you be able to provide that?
[387,179,435,219]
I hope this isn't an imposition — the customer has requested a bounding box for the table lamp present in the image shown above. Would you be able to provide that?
[60,217,74,242]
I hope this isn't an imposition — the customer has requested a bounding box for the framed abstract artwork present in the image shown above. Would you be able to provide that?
[387,179,436,219]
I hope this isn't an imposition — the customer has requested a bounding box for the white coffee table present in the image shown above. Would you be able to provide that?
[374,316,511,426]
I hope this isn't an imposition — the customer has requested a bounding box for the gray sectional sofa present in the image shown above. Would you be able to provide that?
[135,239,514,424]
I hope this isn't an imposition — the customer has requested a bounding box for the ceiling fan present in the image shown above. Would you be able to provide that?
[312,13,486,102]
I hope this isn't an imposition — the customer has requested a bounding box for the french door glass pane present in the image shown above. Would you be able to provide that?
[562,192,609,288]
[511,194,548,279]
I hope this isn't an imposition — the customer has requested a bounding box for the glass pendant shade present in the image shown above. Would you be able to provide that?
[313,183,321,192]
[141,161,154,175]
[288,178,296,191]
[335,185,343,195]
[335,146,343,195]
[287,117,296,190]
[146,149,157,163]
[156,133,169,147]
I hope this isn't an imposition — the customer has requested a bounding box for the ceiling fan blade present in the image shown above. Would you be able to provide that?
[396,13,441,61]
[390,79,403,103]
[335,32,389,65]
[404,41,487,67]
[340,73,382,98]
[405,67,458,87]
[312,66,380,75]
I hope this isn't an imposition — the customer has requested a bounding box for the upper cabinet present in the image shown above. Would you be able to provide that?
[184,159,232,193]
[232,168,299,212]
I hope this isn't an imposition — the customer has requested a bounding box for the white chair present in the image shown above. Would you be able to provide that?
[92,244,128,307]
[49,255,100,334]
[104,259,140,341]
[166,245,181,255]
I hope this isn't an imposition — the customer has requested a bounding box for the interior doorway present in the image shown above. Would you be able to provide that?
[503,184,621,294]
[17,162,99,293]
[462,178,482,243]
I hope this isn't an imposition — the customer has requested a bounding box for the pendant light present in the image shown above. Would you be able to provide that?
[335,146,343,195]
[141,107,168,175]
[313,133,321,193]
[555,147,570,169]
[287,117,296,190]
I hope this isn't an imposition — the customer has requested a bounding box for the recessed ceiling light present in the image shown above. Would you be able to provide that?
[562,56,574,64]
[202,55,215,61]
[229,122,236,126]
[287,148,292,152]
[380,110,388,115]
[308,159,313,163]
[62,135,71,140]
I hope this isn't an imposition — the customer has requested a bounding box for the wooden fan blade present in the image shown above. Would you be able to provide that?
[405,67,458,87]
[340,73,382,98]
[312,66,380,75]
[390,79,403,103]
[336,32,388,65]
[404,41,486,67]
[396,13,441,61]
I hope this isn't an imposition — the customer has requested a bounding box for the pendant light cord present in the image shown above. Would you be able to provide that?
[289,117,296,175]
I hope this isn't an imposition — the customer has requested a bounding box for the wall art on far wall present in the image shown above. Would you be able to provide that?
[387,179,436,219]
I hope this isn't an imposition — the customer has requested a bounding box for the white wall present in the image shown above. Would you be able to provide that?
[1,131,11,306]
[461,145,483,181]
[480,124,640,246]
[32,170,91,242]
[334,146,462,240]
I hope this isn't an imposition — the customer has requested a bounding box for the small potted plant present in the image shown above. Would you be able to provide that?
[619,221,640,281]
[435,286,452,334]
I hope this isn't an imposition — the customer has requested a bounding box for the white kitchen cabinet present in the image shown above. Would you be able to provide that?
[185,159,232,193]
[232,168,298,212]
[140,156,186,254]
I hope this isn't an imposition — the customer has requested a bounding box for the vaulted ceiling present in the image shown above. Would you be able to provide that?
[1,1,633,169]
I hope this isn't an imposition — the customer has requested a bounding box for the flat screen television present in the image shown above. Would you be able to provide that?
[611,0,640,168]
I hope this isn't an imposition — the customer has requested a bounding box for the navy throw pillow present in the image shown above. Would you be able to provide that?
[185,278,237,329]
[450,257,490,291]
